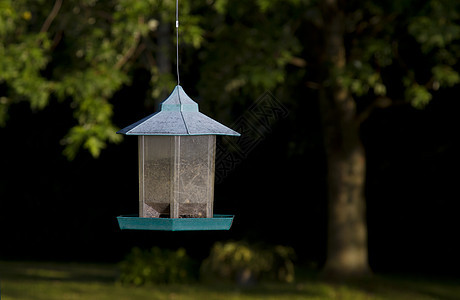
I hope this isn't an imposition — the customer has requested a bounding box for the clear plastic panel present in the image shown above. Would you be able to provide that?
[176,135,215,218]
[139,136,174,217]
[139,135,215,218]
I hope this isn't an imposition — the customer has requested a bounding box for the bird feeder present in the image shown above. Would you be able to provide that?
[116,85,240,231]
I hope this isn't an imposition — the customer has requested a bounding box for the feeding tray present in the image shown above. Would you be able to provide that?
[117,214,234,231]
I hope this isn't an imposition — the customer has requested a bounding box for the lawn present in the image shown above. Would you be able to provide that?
[1,261,459,300]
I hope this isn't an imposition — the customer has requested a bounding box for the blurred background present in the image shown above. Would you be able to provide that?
[1,0,460,287]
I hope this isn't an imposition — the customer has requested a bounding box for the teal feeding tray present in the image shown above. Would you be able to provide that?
[117,214,234,231]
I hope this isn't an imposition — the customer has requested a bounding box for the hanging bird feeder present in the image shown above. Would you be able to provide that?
[116,0,239,230]
[116,86,240,231]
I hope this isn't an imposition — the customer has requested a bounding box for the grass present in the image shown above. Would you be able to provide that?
[1,261,460,300]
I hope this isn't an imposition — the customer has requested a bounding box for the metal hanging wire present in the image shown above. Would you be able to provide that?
[176,0,180,85]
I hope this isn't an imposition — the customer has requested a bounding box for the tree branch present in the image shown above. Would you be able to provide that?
[357,96,388,124]
[115,17,145,70]
[356,96,409,124]
[115,33,141,70]
[289,57,308,68]
[40,0,63,34]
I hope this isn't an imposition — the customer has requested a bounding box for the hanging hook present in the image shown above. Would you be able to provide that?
[176,0,180,86]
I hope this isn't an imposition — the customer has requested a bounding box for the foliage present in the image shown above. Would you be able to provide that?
[1,0,299,158]
[316,0,460,112]
[405,0,460,107]
[197,0,302,122]
[200,241,295,285]
[0,0,204,159]
[2,0,460,159]
[118,247,198,286]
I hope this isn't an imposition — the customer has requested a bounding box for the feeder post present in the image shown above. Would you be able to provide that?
[171,135,180,218]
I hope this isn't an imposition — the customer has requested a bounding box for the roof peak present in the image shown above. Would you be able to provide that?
[117,86,240,136]
[160,85,199,112]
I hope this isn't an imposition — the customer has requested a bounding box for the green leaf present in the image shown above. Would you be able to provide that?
[213,0,228,14]
[84,136,105,158]
[432,65,460,87]
[406,84,432,109]
[408,1,460,53]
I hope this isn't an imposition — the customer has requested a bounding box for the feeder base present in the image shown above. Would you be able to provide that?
[117,214,234,231]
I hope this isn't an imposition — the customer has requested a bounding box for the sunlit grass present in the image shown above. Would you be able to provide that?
[1,261,459,300]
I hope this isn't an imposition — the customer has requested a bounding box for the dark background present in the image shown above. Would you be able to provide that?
[1,73,459,277]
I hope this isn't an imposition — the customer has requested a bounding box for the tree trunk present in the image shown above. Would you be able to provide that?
[320,0,371,278]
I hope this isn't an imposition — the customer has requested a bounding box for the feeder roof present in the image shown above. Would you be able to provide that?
[117,85,240,136]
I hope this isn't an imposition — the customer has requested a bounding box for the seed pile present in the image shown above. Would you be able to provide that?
[142,157,212,218]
